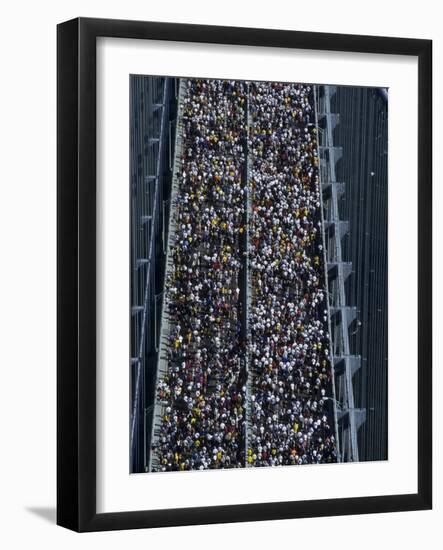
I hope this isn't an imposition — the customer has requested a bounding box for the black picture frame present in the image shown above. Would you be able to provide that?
[57,17,432,532]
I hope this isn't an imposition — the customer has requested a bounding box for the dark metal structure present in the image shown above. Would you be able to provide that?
[316,84,388,462]
[130,75,179,473]
[331,86,389,461]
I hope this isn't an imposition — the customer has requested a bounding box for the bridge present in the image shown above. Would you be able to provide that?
[131,78,367,471]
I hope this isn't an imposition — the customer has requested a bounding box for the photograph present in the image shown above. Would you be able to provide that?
[0,1,435,543]
[129,75,388,474]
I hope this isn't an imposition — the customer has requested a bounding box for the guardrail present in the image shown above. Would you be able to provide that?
[315,85,365,462]
[147,78,187,472]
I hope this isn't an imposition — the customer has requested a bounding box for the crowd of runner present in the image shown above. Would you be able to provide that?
[153,79,248,471]
[152,78,337,472]
[248,81,337,466]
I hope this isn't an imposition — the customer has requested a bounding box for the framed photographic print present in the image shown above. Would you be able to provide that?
[57,17,432,532]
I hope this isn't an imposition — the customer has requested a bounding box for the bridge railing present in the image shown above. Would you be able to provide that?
[315,84,366,463]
